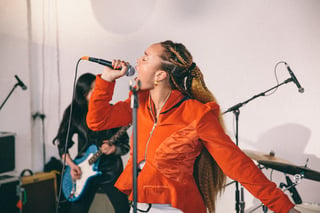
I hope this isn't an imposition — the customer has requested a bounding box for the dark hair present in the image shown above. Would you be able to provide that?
[52,73,96,148]
[74,73,96,111]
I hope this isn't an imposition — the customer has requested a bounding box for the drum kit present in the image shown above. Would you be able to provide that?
[242,149,320,213]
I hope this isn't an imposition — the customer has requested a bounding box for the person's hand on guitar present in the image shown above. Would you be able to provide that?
[62,153,82,180]
[70,164,82,180]
[101,140,116,155]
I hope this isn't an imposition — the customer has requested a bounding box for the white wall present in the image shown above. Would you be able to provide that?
[1,0,319,212]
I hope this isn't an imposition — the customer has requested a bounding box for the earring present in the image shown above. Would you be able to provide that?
[154,80,158,86]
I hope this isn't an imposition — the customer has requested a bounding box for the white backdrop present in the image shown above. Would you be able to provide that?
[1,0,319,212]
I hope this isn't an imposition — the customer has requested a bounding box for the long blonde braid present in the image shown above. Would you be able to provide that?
[159,40,226,213]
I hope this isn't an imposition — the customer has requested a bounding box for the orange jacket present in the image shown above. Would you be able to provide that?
[87,76,294,213]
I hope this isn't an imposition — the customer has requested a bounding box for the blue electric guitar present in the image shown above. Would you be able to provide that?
[62,125,130,202]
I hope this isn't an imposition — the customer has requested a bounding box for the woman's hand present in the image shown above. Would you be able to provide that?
[101,140,116,155]
[288,207,301,213]
[70,164,82,180]
[61,154,82,180]
[101,59,130,82]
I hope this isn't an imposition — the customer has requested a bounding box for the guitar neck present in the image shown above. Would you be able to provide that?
[88,149,103,165]
[88,125,131,165]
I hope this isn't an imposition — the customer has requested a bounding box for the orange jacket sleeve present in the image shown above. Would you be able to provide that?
[87,75,132,131]
[197,104,294,213]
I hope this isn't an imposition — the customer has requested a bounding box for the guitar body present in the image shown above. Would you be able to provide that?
[62,144,102,202]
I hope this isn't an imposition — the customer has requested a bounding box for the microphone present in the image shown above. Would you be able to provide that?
[81,56,135,76]
[14,75,27,90]
[285,63,304,93]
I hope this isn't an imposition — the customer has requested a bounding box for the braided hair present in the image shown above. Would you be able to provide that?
[159,40,227,213]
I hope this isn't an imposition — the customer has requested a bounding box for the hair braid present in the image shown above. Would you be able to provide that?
[159,40,194,97]
[192,68,226,213]
[159,40,227,213]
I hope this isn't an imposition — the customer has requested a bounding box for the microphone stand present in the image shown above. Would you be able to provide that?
[130,80,140,213]
[0,83,20,111]
[223,78,293,213]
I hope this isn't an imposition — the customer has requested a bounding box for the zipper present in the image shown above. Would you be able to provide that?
[144,122,157,160]
[144,91,171,161]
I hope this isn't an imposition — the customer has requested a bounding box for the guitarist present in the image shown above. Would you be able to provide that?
[53,73,130,213]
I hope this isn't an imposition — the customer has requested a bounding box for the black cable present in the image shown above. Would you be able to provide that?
[265,61,287,96]
[56,58,82,213]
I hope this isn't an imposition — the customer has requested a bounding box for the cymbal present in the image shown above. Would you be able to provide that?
[258,160,320,182]
[242,149,292,164]
[242,149,320,182]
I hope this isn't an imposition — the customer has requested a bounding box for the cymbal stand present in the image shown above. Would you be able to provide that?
[280,175,303,204]
[223,78,294,213]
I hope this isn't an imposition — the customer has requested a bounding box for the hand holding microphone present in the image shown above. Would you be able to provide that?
[81,56,135,82]
[103,59,131,82]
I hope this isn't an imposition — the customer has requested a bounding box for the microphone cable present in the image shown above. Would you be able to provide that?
[55,58,81,213]
[264,61,287,96]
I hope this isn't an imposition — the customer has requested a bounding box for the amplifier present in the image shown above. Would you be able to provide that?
[20,171,57,213]
[0,132,15,173]
[0,175,19,213]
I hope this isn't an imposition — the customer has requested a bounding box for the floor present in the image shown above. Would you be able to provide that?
[88,193,115,213]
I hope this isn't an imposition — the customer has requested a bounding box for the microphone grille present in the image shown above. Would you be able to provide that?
[126,66,136,76]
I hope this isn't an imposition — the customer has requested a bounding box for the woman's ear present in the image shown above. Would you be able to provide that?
[155,70,168,82]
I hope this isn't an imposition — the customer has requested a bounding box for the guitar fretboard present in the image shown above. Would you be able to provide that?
[88,149,103,165]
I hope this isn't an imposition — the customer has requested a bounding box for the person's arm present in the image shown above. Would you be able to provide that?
[61,153,81,180]
[87,75,132,131]
[53,106,75,157]
[53,107,82,180]
[87,60,133,131]
[197,103,296,213]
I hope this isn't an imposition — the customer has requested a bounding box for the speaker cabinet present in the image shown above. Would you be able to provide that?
[20,172,57,213]
[0,132,15,173]
[0,176,19,213]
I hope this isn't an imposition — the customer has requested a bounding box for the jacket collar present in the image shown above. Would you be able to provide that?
[147,90,187,115]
